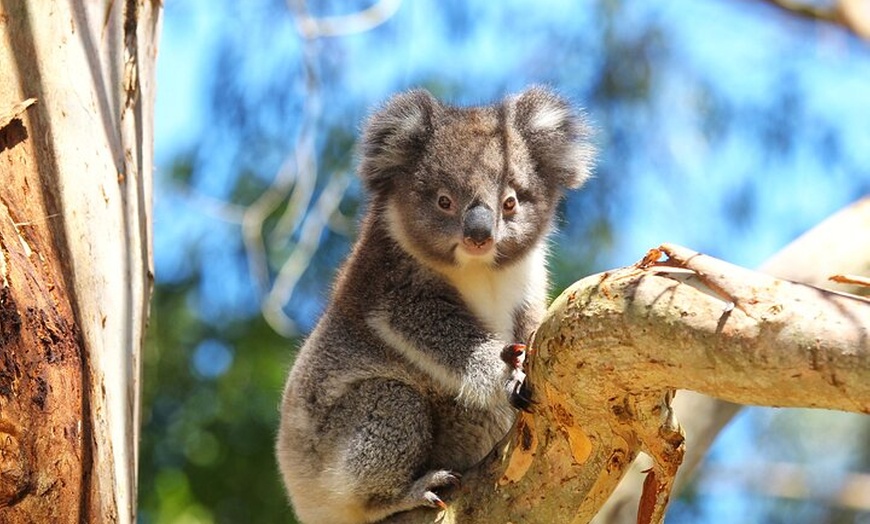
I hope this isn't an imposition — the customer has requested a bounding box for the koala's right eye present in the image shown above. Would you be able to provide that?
[437,194,454,212]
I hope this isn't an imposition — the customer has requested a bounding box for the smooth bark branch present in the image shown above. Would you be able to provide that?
[753,0,870,40]
[399,243,870,524]
[594,196,870,524]
[624,244,869,409]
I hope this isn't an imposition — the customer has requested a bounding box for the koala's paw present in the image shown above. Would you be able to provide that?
[500,343,527,369]
[501,343,534,412]
[410,470,461,510]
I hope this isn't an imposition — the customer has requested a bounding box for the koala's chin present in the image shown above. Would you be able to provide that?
[455,240,497,267]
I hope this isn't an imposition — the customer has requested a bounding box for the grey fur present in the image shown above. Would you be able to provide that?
[277,87,594,524]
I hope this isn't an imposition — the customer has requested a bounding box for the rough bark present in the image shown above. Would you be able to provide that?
[384,212,870,523]
[0,1,159,522]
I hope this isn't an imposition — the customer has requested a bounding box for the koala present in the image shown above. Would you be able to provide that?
[276,86,594,524]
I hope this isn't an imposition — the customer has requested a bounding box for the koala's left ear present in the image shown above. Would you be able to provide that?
[511,86,595,189]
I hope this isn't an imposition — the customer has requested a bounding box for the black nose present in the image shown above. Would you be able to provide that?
[463,204,494,245]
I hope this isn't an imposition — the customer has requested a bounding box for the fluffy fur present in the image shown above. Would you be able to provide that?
[276,86,593,523]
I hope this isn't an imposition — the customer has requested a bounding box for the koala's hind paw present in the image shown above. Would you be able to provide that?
[410,470,461,510]
[501,343,535,412]
[423,491,447,510]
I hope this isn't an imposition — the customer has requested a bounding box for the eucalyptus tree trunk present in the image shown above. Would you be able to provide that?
[0,1,160,522]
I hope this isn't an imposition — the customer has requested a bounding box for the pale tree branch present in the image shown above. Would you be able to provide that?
[698,460,870,511]
[293,0,402,38]
[262,171,352,336]
[385,224,870,523]
[749,0,870,40]
[241,0,322,323]
[470,244,867,523]
[594,196,870,524]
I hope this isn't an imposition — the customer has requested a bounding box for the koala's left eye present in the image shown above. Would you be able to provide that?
[437,194,454,212]
[502,195,517,215]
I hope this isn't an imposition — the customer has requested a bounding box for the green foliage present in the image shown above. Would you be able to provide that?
[140,279,299,523]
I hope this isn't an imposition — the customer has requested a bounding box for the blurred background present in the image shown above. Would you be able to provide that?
[140,1,870,522]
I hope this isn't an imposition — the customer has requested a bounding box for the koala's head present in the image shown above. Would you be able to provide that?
[359,87,594,271]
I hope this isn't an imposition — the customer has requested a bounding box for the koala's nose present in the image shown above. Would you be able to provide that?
[462,204,494,247]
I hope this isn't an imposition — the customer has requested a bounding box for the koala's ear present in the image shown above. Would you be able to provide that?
[359,89,438,195]
[511,86,595,189]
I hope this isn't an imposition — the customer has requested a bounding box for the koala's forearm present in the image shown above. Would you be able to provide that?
[368,300,508,407]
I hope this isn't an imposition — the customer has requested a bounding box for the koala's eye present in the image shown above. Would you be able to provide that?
[502,195,517,215]
[437,194,454,212]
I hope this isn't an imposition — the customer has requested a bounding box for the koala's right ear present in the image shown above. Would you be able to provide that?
[359,90,438,195]
[511,86,595,190]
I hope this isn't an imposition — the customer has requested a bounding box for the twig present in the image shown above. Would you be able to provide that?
[749,0,870,40]
[293,0,402,39]
[829,273,870,288]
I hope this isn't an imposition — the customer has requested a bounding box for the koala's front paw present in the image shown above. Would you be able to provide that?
[410,470,461,510]
[501,343,534,412]
[500,343,527,369]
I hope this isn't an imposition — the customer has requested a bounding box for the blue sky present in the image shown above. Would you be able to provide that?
[155,0,870,272]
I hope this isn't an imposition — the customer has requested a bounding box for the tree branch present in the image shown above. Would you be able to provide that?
[593,196,870,523]
[749,0,870,41]
[389,240,870,523]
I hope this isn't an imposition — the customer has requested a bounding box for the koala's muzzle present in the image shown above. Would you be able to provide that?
[462,204,494,253]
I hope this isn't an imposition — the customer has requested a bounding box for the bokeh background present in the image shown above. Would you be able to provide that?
[140,1,870,522]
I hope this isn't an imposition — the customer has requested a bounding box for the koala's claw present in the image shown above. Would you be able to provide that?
[423,491,448,510]
[500,343,527,369]
[502,343,535,411]
[412,470,461,511]
[509,377,534,412]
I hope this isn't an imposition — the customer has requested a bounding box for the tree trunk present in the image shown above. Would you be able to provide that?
[0,1,160,522]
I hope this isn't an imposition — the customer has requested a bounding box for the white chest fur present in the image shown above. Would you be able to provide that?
[443,246,548,341]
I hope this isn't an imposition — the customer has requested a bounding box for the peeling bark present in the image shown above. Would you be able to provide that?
[0,194,84,520]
